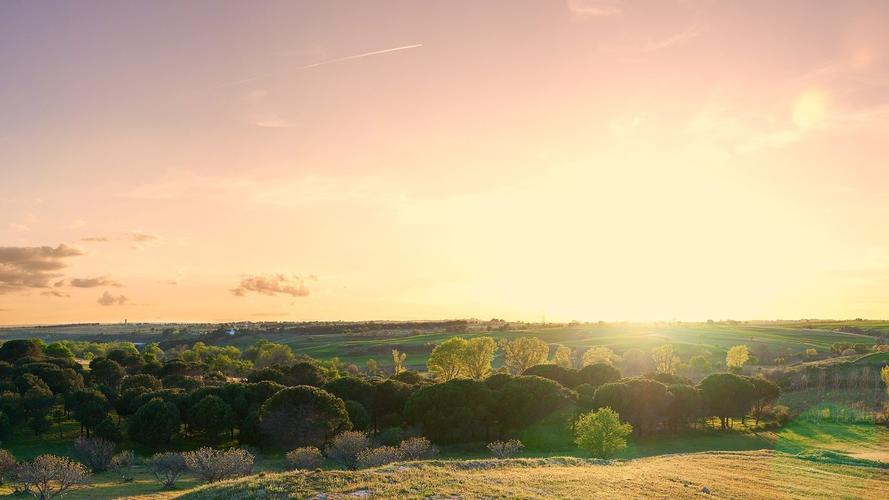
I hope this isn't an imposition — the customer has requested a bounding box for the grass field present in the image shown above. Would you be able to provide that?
[209,323,879,369]
[178,451,888,499]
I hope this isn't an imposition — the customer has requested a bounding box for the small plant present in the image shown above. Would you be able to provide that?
[110,450,135,482]
[285,447,324,470]
[15,455,89,499]
[396,436,438,461]
[183,447,254,483]
[356,446,399,468]
[325,431,370,470]
[487,439,524,459]
[73,436,116,472]
[147,452,188,489]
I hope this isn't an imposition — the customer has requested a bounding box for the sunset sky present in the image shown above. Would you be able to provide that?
[2,0,889,325]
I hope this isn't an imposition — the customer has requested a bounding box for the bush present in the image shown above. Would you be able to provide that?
[15,455,89,499]
[147,452,187,489]
[73,436,115,472]
[356,446,399,468]
[0,449,16,485]
[285,447,324,470]
[487,439,524,459]
[110,451,135,482]
[574,407,632,459]
[375,427,406,446]
[325,431,370,470]
[396,436,438,461]
[773,405,791,427]
[183,447,254,483]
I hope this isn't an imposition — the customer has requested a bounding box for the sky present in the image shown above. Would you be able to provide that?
[2,0,889,325]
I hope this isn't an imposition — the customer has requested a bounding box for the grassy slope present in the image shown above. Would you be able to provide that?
[181,451,888,499]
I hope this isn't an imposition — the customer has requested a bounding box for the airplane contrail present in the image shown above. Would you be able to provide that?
[301,44,422,69]
[224,44,422,87]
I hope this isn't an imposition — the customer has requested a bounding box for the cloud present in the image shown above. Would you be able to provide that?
[567,0,622,17]
[81,236,111,242]
[0,244,84,294]
[97,291,128,306]
[127,231,163,243]
[41,290,70,298]
[68,276,124,288]
[8,223,30,232]
[231,274,315,298]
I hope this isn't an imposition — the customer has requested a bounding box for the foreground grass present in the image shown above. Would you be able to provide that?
[181,451,888,499]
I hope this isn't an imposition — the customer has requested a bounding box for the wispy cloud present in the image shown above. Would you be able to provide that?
[68,276,124,288]
[231,274,316,298]
[8,223,30,232]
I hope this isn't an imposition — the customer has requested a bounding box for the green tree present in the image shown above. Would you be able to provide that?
[128,398,182,447]
[574,407,632,459]
[189,395,234,443]
[500,337,549,375]
[652,344,680,374]
[391,349,406,375]
[698,373,755,430]
[427,337,468,381]
[552,345,574,368]
[258,386,350,450]
[45,343,74,359]
[726,345,750,371]
[462,337,497,379]
[582,346,621,367]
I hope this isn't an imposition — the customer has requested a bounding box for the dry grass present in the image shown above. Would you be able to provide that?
[181,451,888,499]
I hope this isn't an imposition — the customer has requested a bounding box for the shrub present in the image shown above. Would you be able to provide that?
[574,407,632,459]
[183,447,254,483]
[15,455,89,499]
[487,439,524,459]
[73,436,115,472]
[147,452,187,489]
[285,447,324,470]
[356,446,399,468]
[773,405,791,427]
[396,436,438,461]
[325,431,370,470]
[375,427,406,446]
[109,451,135,482]
[0,449,16,485]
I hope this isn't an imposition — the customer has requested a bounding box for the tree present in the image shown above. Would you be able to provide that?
[404,379,494,444]
[73,436,115,473]
[183,447,254,482]
[0,339,43,363]
[582,346,621,367]
[15,455,89,499]
[577,363,621,389]
[258,386,350,450]
[344,400,371,431]
[120,374,162,393]
[574,407,632,459]
[427,337,468,381]
[44,343,73,359]
[552,345,574,368]
[665,384,703,430]
[462,337,497,379]
[726,345,750,372]
[688,355,711,376]
[748,377,781,425]
[500,337,549,375]
[88,358,125,389]
[0,449,16,485]
[881,366,889,396]
[391,349,407,375]
[147,452,187,489]
[523,364,580,388]
[495,376,577,435]
[246,341,296,369]
[698,373,755,430]
[69,389,109,438]
[189,395,234,443]
[128,398,181,447]
[287,362,327,387]
[366,358,380,376]
[652,344,680,374]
